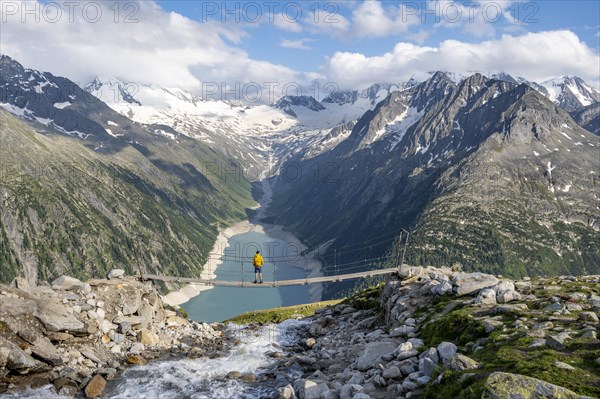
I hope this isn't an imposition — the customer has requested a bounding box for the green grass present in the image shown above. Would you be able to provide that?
[341,283,384,310]
[423,305,600,398]
[225,300,343,324]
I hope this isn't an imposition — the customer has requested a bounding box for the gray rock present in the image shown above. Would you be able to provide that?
[484,371,587,399]
[453,273,499,296]
[529,339,546,348]
[420,347,439,364]
[0,337,41,372]
[419,357,437,377]
[581,330,597,339]
[293,379,327,399]
[107,269,125,279]
[278,384,295,399]
[475,288,497,305]
[397,349,419,361]
[356,342,397,371]
[446,354,480,371]
[555,361,575,370]
[109,331,126,344]
[390,325,415,338]
[544,302,565,313]
[33,300,85,332]
[483,318,504,333]
[352,394,372,399]
[383,366,401,379]
[29,336,63,366]
[436,342,457,363]
[80,347,101,363]
[122,293,143,316]
[51,275,86,291]
[497,290,522,303]
[416,376,432,386]
[408,338,424,349]
[431,281,453,296]
[578,311,599,323]
[493,280,515,294]
[546,333,571,350]
[340,384,364,399]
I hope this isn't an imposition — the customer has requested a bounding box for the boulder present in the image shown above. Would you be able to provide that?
[356,341,398,371]
[383,366,402,379]
[453,273,499,296]
[53,377,79,397]
[122,293,143,316]
[483,372,588,399]
[33,300,85,333]
[107,269,125,279]
[497,290,522,303]
[0,337,40,372]
[446,354,480,371]
[578,312,599,323]
[138,329,160,346]
[419,357,437,377]
[293,379,326,399]
[340,384,364,399]
[475,288,497,305]
[279,384,295,399]
[29,336,63,366]
[436,342,457,363]
[84,375,107,398]
[51,275,86,291]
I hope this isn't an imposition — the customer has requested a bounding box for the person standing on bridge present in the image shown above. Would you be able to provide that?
[253,250,264,284]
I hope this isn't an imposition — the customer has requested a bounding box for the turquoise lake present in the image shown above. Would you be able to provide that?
[182,230,316,322]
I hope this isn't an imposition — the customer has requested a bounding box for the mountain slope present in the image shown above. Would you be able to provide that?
[267,73,600,296]
[570,102,600,136]
[0,57,255,285]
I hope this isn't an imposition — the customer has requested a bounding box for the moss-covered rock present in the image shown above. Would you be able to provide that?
[483,372,594,399]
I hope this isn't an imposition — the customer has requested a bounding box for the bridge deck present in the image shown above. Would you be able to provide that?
[142,268,399,288]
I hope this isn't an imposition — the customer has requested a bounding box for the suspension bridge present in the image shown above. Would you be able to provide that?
[142,267,401,288]
[140,229,411,288]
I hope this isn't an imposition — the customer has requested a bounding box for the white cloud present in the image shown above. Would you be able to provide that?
[280,38,314,50]
[0,0,309,97]
[351,1,420,38]
[321,30,600,89]
[272,13,303,33]
[304,9,351,37]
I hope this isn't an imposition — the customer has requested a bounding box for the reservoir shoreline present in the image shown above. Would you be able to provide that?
[162,182,324,307]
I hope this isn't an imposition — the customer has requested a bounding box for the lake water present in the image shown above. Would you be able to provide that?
[182,230,316,322]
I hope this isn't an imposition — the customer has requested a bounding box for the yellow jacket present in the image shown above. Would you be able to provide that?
[253,253,264,267]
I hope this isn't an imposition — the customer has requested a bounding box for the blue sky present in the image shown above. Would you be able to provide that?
[3,1,598,95]
[155,0,600,74]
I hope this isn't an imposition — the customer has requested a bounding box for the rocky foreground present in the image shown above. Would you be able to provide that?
[0,266,599,399]
[0,271,222,397]
[268,266,600,399]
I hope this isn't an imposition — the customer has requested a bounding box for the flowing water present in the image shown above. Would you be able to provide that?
[182,229,317,323]
[8,320,307,399]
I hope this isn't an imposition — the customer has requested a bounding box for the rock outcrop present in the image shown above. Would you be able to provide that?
[266,266,599,399]
[0,272,223,397]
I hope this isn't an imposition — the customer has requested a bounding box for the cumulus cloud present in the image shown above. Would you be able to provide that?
[321,30,600,89]
[0,0,308,95]
[351,1,420,38]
